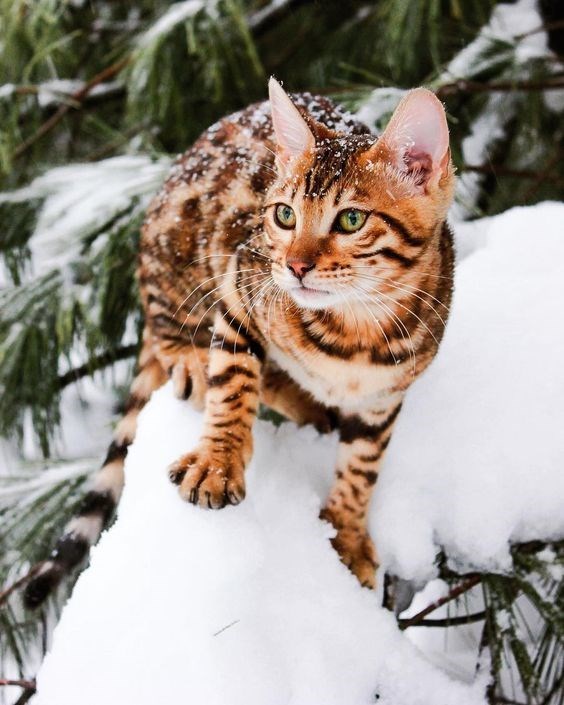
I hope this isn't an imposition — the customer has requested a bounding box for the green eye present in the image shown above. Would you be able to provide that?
[274,204,296,229]
[337,209,367,233]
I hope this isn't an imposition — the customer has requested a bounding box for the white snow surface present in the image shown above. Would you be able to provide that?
[34,202,564,705]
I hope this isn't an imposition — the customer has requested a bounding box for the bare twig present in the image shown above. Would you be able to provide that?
[0,679,36,691]
[399,574,482,630]
[515,19,564,40]
[12,56,129,160]
[213,619,240,636]
[522,152,562,202]
[0,564,43,607]
[462,162,564,184]
[436,76,564,98]
[398,610,486,629]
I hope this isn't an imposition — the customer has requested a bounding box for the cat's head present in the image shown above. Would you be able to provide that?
[264,78,454,311]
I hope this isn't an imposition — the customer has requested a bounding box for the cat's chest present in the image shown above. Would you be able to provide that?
[266,339,404,412]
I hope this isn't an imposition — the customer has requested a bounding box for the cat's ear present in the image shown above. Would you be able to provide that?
[269,77,315,163]
[378,88,450,190]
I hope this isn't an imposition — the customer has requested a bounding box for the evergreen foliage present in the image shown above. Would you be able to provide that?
[0,0,562,701]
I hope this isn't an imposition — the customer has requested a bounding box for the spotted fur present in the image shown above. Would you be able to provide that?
[25,82,455,604]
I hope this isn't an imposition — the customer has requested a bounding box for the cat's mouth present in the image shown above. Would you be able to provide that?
[294,285,331,296]
[289,284,342,309]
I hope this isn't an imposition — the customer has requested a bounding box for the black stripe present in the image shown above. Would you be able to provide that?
[211,334,265,362]
[213,419,240,428]
[180,375,192,400]
[378,247,414,267]
[301,321,357,358]
[375,212,425,247]
[147,292,175,312]
[353,249,381,260]
[304,167,313,196]
[358,437,391,464]
[124,393,146,413]
[77,490,116,526]
[157,325,211,347]
[24,564,65,608]
[349,483,361,501]
[208,365,257,387]
[338,404,402,444]
[53,534,90,569]
[102,440,128,466]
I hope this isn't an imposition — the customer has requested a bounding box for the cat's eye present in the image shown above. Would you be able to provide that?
[336,209,367,233]
[274,204,296,229]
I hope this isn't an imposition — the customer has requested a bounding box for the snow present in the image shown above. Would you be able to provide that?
[34,389,488,705]
[35,79,122,108]
[374,201,564,581]
[33,201,564,705]
[355,87,407,132]
[444,0,547,80]
[138,1,212,47]
[0,156,170,281]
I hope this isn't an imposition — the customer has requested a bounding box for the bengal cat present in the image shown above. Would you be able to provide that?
[25,79,454,607]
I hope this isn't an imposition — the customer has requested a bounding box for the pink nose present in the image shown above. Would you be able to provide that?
[287,259,315,280]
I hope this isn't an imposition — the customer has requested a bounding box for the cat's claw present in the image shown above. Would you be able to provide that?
[167,447,246,510]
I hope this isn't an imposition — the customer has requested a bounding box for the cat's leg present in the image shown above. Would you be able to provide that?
[146,290,212,410]
[261,361,337,433]
[168,310,263,508]
[321,395,403,588]
[156,342,208,410]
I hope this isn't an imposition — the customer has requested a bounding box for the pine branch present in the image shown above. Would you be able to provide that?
[12,57,130,160]
[436,76,564,97]
[57,344,138,391]
[13,688,37,705]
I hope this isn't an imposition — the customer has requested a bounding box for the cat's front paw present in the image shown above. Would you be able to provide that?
[168,445,246,509]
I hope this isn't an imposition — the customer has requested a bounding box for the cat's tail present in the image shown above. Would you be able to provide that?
[23,335,167,608]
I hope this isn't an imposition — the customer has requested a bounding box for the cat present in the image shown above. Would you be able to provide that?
[24,78,455,606]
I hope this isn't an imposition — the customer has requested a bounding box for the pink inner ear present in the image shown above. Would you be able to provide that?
[268,77,315,160]
[382,88,449,180]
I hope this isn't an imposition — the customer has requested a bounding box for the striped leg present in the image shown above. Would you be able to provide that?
[23,337,167,608]
[321,396,403,588]
[168,311,263,509]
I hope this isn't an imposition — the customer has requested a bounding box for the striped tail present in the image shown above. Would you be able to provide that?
[24,338,167,608]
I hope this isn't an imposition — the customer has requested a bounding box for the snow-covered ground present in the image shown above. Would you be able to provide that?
[32,202,564,704]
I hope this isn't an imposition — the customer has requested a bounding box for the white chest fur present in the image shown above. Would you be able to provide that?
[266,341,406,413]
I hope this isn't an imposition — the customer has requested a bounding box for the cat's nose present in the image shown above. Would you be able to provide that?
[287,259,315,280]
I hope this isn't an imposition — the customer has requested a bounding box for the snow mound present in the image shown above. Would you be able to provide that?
[34,202,564,705]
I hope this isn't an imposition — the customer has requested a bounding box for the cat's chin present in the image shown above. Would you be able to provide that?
[288,286,342,310]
